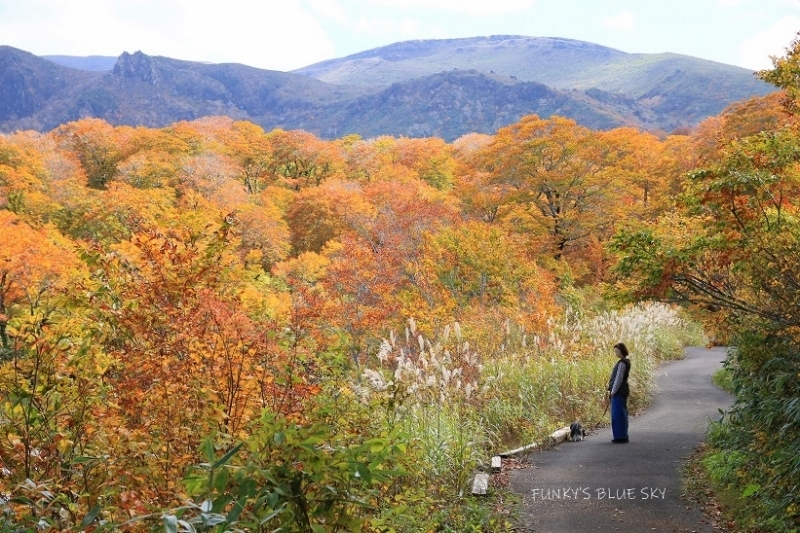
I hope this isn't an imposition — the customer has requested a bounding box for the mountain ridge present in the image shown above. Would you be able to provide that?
[291,35,771,129]
[0,36,777,140]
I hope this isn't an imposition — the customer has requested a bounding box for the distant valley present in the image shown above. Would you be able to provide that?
[0,35,776,140]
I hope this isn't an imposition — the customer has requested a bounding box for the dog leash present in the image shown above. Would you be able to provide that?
[589,397,611,433]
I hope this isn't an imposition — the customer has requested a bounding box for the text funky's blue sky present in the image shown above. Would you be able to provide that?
[1,0,799,72]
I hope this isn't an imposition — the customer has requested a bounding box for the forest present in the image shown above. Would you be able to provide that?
[1,37,800,533]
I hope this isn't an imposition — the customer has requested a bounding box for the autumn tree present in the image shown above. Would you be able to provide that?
[692,92,790,166]
[414,220,557,344]
[0,132,83,225]
[611,126,800,324]
[477,115,618,262]
[78,219,317,508]
[227,121,277,194]
[320,179,459,361]
[0,212,110,525]
[600,127,671,217]
[234,197,292,269]
[53,182,178,244]
[759,32,800,115]
[659,133,698,199]
[267,129,347,190]
[450,132,498,220]
[0,212,81,354]
[394,136,456,190]
[191,119,275,194]
[175,149,292,269]
[53,119,135,189]
[339,135,418,183]
[452,132,493,161]
[285,179,375,254]
[110,125,197,190]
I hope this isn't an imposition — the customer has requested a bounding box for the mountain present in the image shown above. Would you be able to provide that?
[0,36,777,141]
[293,35,775,130]
[315,69,640,140]
[1,46,370,134]
[294,35,630,87]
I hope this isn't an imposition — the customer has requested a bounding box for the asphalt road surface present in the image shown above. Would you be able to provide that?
[509,346,733,533]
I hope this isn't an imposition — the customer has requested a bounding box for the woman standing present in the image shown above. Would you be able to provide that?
[607,342,631,443]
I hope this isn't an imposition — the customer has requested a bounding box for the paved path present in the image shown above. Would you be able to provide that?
[509,346,733,533]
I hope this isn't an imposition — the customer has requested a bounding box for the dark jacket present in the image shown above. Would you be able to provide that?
[608,358,631,398]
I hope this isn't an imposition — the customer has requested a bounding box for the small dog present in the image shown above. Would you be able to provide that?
[569,421,586,442]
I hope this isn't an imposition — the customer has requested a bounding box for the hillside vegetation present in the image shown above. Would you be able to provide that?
[0,41,798,531]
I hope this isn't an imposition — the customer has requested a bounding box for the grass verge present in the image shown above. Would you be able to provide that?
[683,443,735,532]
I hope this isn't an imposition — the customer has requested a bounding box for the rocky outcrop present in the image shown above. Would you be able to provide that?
[112,51,160,85]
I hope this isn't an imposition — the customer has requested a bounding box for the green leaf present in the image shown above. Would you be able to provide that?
[80,504,102,528]
[301,434,324,449]
[364,438,386,453]
[71,456,100,465]
[225,498,245,523]
[742,483,760,498]
[355,463,372,483]
[211,495,232,514]
[182,474,206,497]
[200,438,216,464]
[212,466,230,493]
[212,442,243,470]
[257,510,283,526]
[178,518,197,532]
[163,514,178,533]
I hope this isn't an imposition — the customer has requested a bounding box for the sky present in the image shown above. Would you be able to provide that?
[1,0,799,73]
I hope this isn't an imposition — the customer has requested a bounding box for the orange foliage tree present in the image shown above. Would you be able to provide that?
[285,179,376,254]
[82,220,316,508]
[476,115,619,269]
[320,179,459,361]
[415,220,557,346]
[0,212,108,521]
[394,136,456,190]
[53,119,137,190]
[267,129,347,190]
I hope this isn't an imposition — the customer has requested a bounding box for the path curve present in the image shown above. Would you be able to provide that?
[509,346,733,533]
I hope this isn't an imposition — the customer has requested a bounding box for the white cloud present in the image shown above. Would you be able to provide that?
[138,0,337,70]
[603,10,636,32]
[739,16,800,70]
[0,0,337,71]
[363,0,536,16]
[717,0,743,6]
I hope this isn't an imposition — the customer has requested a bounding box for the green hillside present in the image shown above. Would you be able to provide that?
[294,36,773,123]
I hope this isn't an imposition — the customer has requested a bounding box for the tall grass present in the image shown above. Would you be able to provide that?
[357,302,707,497]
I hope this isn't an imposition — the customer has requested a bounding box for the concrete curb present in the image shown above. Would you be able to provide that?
[472,426,571,495]
[498,426,571,458]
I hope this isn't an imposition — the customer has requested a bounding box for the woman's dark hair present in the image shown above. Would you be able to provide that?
[614,342,629,357]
